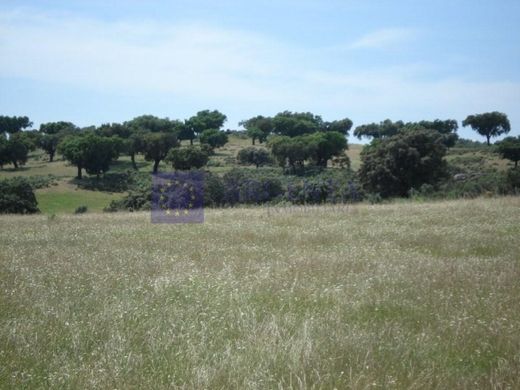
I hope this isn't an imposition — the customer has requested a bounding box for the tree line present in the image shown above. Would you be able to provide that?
[1,110,519,203]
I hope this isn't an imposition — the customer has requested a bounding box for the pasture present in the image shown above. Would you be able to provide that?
[1,197,519,388]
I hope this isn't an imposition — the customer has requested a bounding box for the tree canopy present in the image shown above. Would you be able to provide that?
[199,129,228,149]
[462,112,510,145]
[186,110,227,136]
[237,147,271,168]
[358,128,448,197]
[239,116,273,145]
[496,136,520,168]
[0,116,32,134]
[166,145,210,170]
[59,133,122,178]
[142,132,178,173]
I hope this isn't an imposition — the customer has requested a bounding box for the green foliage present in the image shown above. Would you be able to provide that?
[125,115,181,134]
[0,115,32,134]
[59,133,122,178]
[166,146,210,170]
[74,205,88,214]
[237,147,271,168]
[199,129,228,149]
[142,132,178,173]
[463,112,511,145]
[0,136,29,169]
[496,136,520,168]
[39,133,61,162]
[239,115,273,144]
[0,177,39,214]
[268,131,347,171]
[186,110,227,136]
[359,129,448,197]
[40,121,78,135]
[354,119,404,139]
[322,118,353,136]
[305,131,348,167]
[355,119,458,146]
[272,111,323,137]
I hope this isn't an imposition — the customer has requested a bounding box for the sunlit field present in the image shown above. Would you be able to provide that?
[1,198,519,388]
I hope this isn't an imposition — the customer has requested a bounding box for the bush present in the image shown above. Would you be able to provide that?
[0,177,39,214]
[166,146,209,170]
[74,205,88,214]
[237,147,271,168]
[359,129,448,198]
[200,129,228,149]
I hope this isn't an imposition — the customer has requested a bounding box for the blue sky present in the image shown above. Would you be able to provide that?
[1,0,519,140]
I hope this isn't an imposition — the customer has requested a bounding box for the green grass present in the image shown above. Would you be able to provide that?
[1,197,519,388]
[35,181,124,214]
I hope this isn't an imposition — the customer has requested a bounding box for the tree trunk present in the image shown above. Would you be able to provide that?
[252,138,256,145]
[153,159,160,173]
[130,153,138,170]
[49,150,55,162]
[190,138,193,145]
[515,160,518,168]
[12,160,18,169]
[77,165,82,179]
[487,135,491,145]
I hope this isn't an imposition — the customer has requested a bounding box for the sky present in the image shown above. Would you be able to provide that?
[1,0,519,141]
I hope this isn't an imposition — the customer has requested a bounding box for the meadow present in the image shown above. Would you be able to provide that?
[1,197,519,388]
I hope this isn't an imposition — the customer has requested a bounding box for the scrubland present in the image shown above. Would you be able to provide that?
[1,197,519,388]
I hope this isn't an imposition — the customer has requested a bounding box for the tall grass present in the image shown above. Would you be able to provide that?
[1,198,519,388]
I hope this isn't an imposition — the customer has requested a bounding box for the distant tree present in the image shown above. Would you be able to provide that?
[239,116,273,145]
[268,136,311,172]
[322,118,353,136]
[462,112,511,145]
[237,147,271,168]
[166,145,210,170]
[0,137,29,169]
[96,122,132,138]
[200,129,228,149]
[142,132,179,173]
[416,120,458,146]
[39,134,60,162]
[305,131,348,167]
[186,110,227,137]
[125,115,180,134]
[496,136,520,168]
[272,111,323,137]
[59,133,121,179]
[0,136,9,168]
[10,131,40,152]
[354,119,404,140]
[0,177,39,214]
[358,129,448,197]
[0,116,32,134]
[178,123,196,145]
[40,121,77,135]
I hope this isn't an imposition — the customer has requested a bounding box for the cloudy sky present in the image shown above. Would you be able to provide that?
[1,0,519,140]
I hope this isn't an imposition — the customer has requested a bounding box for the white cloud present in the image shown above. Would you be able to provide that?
[349,28,415,49]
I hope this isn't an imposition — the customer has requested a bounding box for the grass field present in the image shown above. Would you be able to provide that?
[1,197,519,388]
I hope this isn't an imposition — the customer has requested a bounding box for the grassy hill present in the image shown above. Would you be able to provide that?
[1,197,519,388]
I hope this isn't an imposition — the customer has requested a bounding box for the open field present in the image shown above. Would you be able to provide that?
[1,197,519,388]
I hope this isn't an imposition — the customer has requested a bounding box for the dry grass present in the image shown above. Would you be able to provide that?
[1,198,519,388]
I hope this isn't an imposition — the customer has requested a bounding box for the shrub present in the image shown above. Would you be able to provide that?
[166,146,209,170]
[74,205,88,214]
[0,177,39,214]
[237,147,271,168]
